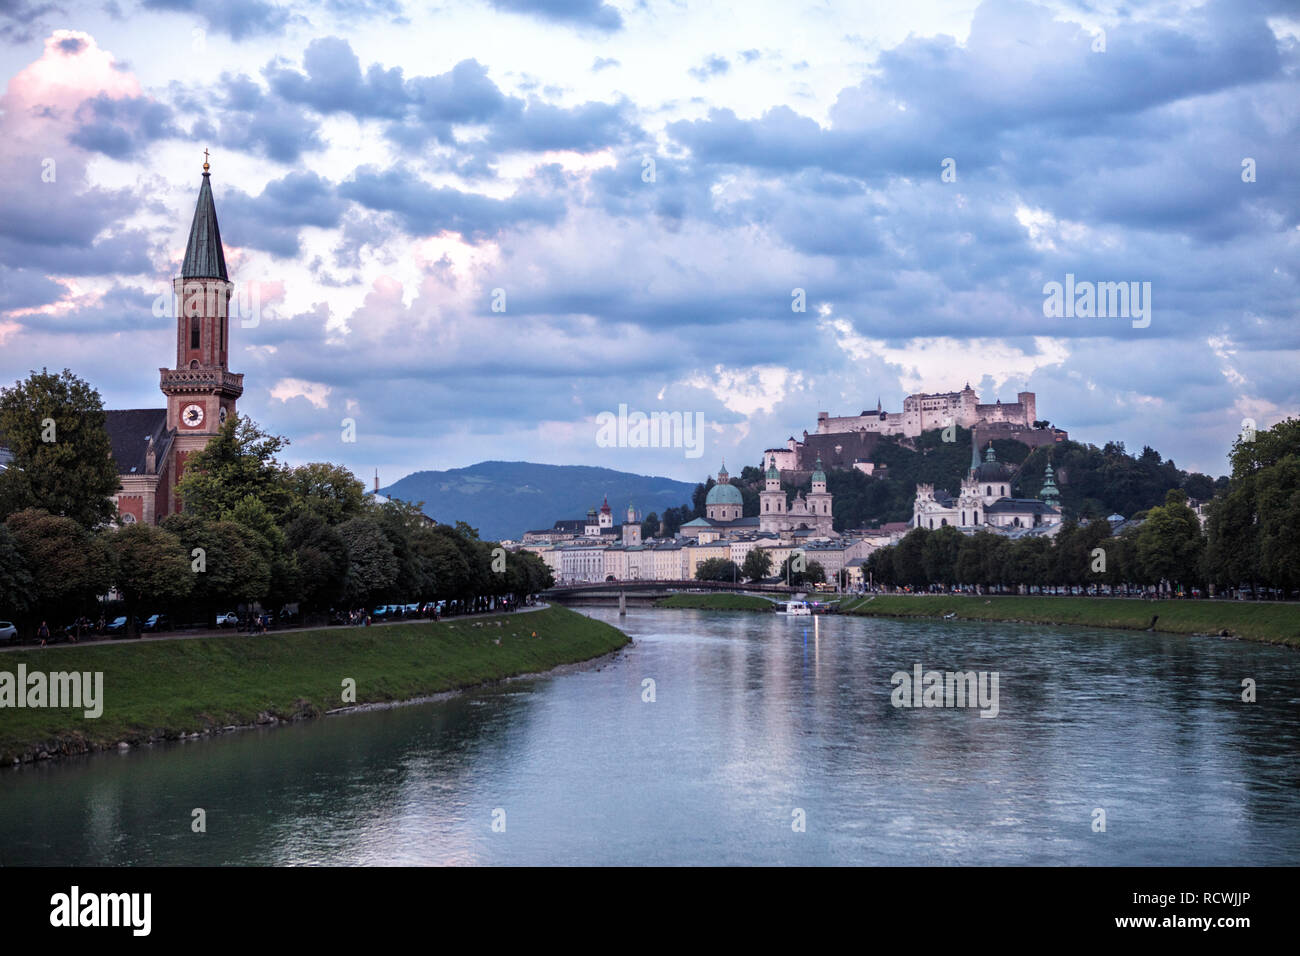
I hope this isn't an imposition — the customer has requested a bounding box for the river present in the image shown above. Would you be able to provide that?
[1,607,1297,865]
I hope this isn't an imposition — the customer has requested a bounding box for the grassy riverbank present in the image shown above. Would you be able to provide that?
[837,594,1300,647]
[656,593,775,611]
[0,606,629,765]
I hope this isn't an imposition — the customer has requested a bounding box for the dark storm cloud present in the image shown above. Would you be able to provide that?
[257,39,642,157]
[264,36,408,118]
[220,171,347,257]
[213,72,326,162]
[142,0,291,41]
[486,98,636,152]
[338,164,565,239]
[67,93,180,158]
[0,265,64,312]
[0,0,60,44]
[486,0,622,32]
[11,283,168,334]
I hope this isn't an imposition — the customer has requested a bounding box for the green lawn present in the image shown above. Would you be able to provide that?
[0,606,629,764]
[839,594,1300,646]
[656,593,775,611]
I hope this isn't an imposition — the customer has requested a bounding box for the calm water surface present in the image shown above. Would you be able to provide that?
[1,607,1297,865]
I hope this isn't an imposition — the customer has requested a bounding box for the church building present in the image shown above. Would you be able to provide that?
[912,440,1062,534]
[105,158,242,524]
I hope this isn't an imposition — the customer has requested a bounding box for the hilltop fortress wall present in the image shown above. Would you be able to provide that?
[816,386,1037,439]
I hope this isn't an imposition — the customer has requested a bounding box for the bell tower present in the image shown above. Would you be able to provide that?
[159,154,244,509]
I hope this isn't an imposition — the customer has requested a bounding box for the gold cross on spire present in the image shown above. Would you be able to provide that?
[203,148,210,172]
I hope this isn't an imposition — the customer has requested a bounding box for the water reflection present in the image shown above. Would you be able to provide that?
[1,608,1297,865]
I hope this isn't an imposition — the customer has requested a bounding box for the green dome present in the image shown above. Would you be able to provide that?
[811,456,826,483]
[706,482,744,506]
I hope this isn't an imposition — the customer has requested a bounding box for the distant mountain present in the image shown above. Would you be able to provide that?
[378,460,698,541]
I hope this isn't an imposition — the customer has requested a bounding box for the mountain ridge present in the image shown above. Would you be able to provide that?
[378,460,699,541]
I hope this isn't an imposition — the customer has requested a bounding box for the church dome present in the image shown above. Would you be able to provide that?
[706,482,744,506]
[974,443,1012,482]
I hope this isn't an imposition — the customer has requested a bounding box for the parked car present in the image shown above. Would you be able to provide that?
[105,616,142,636]
[141,614,171,632]
[0,621,17,644]
[217,612,240,627]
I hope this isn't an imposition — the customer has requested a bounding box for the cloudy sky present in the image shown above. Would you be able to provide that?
[1,0,1297,487]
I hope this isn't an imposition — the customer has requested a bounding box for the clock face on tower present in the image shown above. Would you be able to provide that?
[182,403,205,428]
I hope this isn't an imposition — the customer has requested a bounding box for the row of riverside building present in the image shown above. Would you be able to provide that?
[511,463,912,589]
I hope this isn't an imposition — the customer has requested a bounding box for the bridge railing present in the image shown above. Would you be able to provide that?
[544,579,803,594]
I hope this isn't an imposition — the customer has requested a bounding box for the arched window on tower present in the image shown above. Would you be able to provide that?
[191,315,200,350]
[986,486,992,496]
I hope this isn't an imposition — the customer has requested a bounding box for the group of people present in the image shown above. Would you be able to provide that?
[37,616,103,646]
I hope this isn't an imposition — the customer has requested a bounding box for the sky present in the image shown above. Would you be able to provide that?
[0,0,1297,487]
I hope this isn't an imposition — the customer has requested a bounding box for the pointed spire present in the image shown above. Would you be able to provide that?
[182,155,228,279]
[1040,460,1060,505]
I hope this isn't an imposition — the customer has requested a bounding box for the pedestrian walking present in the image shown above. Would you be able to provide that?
[38,620,49,647]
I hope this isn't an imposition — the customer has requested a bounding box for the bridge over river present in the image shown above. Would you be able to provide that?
[542,579,805,608]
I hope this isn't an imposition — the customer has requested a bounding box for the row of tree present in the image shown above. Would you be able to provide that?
[866,490,1202,591]
[865,410,1300,596]
[695,550,827,587]
[0,370,553,637]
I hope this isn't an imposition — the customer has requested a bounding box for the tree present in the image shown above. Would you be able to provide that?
[286,462,367,525]
[741,548,773,582]
[1207,418,1300,593]
[284,512,349,614]
[866,546,895,587]
[160,514,271,625]
[641,512,659,540]
[226,495,301,611]
[4,509,112,630]
[105,524,194,638]
[779,554,825,586]
[337,516,399,608]
[922,525,963,586]
[0,524,36,617]
[892,528,929,587]
[375,500,438,601]
[1254,455,1300,592]
[175,414,292,520]
[1136,489,1205,591]
[695,557,739,582]
[0,369,121,528]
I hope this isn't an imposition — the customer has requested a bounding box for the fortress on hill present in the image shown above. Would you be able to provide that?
[817,384,1035,437]
[765,385,1066,475]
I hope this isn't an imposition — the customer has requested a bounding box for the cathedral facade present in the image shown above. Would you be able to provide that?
[105,160,241,524]
[759,454,835,536]
[912,442,1062,534]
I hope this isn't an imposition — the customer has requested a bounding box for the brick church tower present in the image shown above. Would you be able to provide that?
[159,155,244,513]
[106,157,243,523]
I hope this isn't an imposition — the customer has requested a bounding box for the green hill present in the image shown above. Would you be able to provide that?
[378,460,697,541]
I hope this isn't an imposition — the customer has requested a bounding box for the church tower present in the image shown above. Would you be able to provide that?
[159,155,243,511]
[759,453,786,532]
[806,456,833,531]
